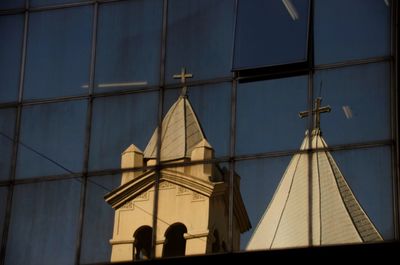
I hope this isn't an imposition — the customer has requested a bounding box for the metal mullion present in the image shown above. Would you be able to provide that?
[0,0,29,262]
[74,2,98,264]
[151,0,168,258]
[228,76,237,252]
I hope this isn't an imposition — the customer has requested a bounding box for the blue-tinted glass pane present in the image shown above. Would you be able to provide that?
[0,0,25,9]
[166,0,234,83]
[315,0,390,65]
[95,0,162,93]
[0,187,8,244]
[236,156,291,249]
[30,0,88,7]
[0,108,16,181]
[17,100,87,179]
[164,83,231,158]
[233,0,309,70]
[0,15,23,103]
[330,147,394,239]
[24,7,92,100]
[236,76,308,155]
[314,62,390,145]
[5,180,81,265]
[89,92,158,171]
[81,175,120,264]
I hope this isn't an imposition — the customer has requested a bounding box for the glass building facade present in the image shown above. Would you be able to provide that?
[0,0,398,264]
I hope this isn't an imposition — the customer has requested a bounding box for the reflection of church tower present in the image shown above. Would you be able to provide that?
[105,68,251,262]
[247,98,382,250]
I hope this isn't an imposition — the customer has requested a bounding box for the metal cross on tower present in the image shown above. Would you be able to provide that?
[173,67,193,97]
[299,97,331,129]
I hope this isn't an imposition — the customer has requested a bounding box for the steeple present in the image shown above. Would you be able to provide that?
[247,98,382,250]
[144,68,206,161]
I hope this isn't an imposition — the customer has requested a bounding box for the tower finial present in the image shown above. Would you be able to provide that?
[299,97,331,130]
[173,67,193,97]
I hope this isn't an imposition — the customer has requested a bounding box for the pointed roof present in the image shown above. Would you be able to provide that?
[144,96,206,161]
[246,129,382,250]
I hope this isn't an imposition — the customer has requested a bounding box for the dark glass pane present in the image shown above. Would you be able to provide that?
[0,15,23,103]
[163,83,231,158]
[16,100,87,179]
[0,187,8,244]
[89,92,158,171]
[233,0,309,70]
[80,175,120,264]
[30,0,88,7]
[5,180,81,265]
[236,75,308,155]
[95,0,162,93]
[24,7,92,100]
[329,147,393,240]
[236,157,291,250]
[314,0,390,65]
[165,0,234,83]
[0,0,25,9]
[0,108,16,181]
[314,62,390,145]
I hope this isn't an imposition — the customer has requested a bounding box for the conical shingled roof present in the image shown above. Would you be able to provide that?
[144,96,206,161]
[246,129,382,250]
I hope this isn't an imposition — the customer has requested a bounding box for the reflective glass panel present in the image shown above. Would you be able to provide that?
[328,147,393,240]
[0,15,23,103]
[236,75,308,155]
[314,0,390,65]
[156,162,230,256]
[30,0,88,7]
[235,157,291,250]
[16,100,87,179]
[0,108,16,181]
[233,0,310,70]
[80,175,120,264]
[165,0,234,83]
[163,83,231,158]
[95,0,162,93]
[5,180,81,265]
[89,92,158,171]
[0,0,25,9]
[24,7,92,100]
[314,62,390,145]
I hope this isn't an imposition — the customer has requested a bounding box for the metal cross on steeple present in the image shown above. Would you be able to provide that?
[173,67,193,97]
[299,97,331,129]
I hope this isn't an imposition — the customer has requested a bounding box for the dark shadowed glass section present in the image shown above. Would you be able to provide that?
[24,7,92,100]
[16,100,87,179]
[164,83,231,157]
[80,175,120,264]
[30,0,89,7]
[162,223,187,257]
[0,187,7,244]
[236,156,292,250]
[0,15,23,103]
[0,0,25,9]
[0,108,16,181]
[314,62,390,145]
[89,92,158,171]
[165,0,234,83]
[95,0,162,93]
[233,0,310,70]
[5,180,81,265]
[236,75,308,155]
[314,0,390,65]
